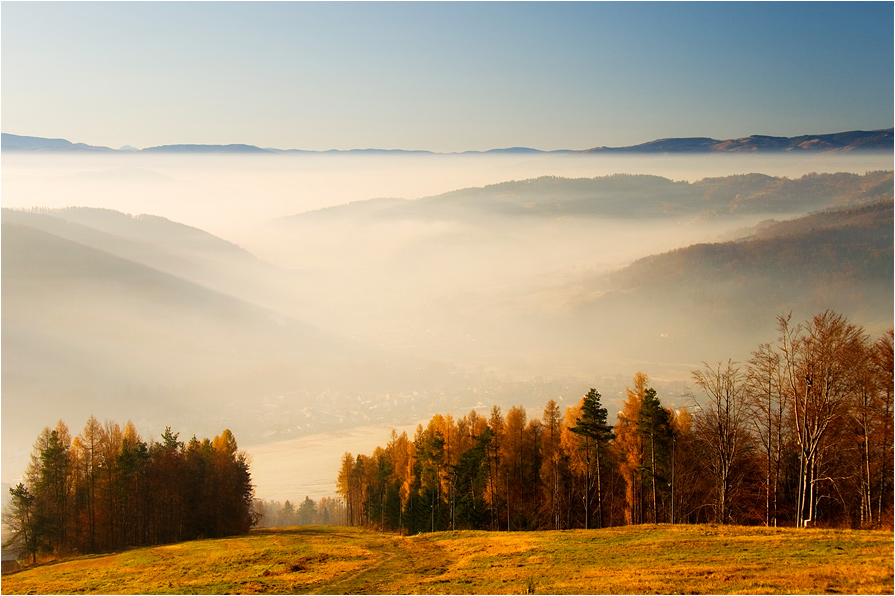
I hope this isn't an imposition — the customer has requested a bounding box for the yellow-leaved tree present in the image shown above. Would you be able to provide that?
[614,372,648,525]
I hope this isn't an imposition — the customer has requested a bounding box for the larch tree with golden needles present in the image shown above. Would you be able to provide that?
[501,406,527,530]
[615,372,648,525]
[7,420,255,562]
[540,399,563,530]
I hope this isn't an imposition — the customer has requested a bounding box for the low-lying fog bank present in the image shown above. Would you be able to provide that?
[3,152,891,501]
[4,151,891,235]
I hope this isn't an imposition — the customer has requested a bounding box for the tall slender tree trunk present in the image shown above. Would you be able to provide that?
[596,446,603,529]
[506,471,510,531]
[765,407,772,526]
[797,453,808,526]
[650,432,658,523]
[584,438,591,530]
[553,460,560,530]
[670,436,675,525]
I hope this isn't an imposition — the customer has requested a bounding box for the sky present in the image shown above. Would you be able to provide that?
[1,1,893,152]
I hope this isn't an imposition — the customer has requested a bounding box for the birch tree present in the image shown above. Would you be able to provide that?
[692,360,751,524]
[745,343,788,526]
[778,311,867,527]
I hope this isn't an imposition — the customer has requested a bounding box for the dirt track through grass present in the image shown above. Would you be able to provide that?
[2,524,892,594]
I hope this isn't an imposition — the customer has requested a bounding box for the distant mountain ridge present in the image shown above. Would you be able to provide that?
[3,128,891,154]
[584,129,894,154]
[1,133,116,153]
[273,171,894,225]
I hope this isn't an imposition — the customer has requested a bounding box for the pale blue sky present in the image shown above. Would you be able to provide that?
[2,1,892,151]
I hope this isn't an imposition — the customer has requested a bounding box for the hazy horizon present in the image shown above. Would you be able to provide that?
[4,150,892,238]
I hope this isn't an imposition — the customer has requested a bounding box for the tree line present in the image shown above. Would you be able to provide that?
[3,419,255,563]
[337,311,893,533]
[253,496,346,528]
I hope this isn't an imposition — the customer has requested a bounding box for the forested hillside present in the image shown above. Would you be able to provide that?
[277,171,892,222]
[337,311,892,532]
[560,199,894,366]
[614,200,893,287]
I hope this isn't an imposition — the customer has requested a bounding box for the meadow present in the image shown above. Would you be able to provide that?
[2,524,892,594]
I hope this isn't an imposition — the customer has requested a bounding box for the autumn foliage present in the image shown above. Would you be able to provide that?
[3,421,254,562]
[337,311,892,533]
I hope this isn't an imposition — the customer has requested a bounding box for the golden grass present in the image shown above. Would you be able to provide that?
[2,524,892,594]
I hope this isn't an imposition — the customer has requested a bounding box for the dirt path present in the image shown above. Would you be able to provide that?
[314,534,451,595]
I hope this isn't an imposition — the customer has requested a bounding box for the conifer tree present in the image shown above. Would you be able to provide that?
[569,389,614,528]
[638,388,674,523]
[2,484,39,564]
[540,400,563,530]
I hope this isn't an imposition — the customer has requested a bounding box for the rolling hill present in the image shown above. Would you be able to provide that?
[2,525,892,595]
[1,208,274,308]
[274,171,893,224]
[256,171,893,384]
[1,216,453,475]
[560,200,894,365]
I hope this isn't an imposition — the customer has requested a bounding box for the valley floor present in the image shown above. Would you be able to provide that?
[2,524,892,594]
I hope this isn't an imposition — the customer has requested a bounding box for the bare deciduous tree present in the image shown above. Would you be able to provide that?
[778,310,868,527]
[692,360,752,524]
[745,343,787,527]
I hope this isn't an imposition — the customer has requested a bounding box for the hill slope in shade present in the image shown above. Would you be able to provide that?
[2,525,892,594]
[559,200,894,365]
[1,208,274,309]
[1,222,451,468]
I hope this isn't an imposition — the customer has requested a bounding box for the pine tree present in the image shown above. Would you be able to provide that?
[638,388,674,523]
[2,484,39,564]
[569,389,614,528]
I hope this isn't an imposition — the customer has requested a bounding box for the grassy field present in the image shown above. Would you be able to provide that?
[2,524,892,594]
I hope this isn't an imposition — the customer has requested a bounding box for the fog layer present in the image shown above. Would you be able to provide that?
[4,151,892,235]
[3,152,892,492]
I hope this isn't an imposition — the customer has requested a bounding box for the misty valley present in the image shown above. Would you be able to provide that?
[2,152,893,509]
[3,2,893,590]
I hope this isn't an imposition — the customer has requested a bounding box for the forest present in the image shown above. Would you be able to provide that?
[337,311,893,533]
[253,496,346,528]
[2,421,254,563]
